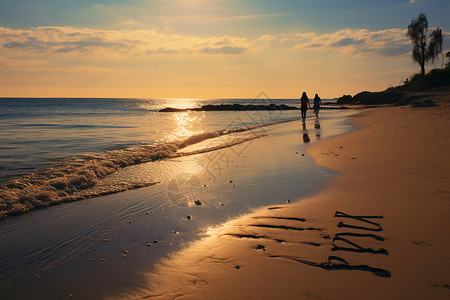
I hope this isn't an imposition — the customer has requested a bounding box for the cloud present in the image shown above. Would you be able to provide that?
[0,26,250,58]
[269,28,413,57]
[1,26,440,61]
[329,37,366,47]
[199,46,247,55]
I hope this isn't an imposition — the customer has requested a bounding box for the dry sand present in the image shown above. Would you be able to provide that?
[127,102,450,299]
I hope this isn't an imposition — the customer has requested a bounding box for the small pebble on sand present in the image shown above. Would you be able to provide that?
[256,244,266,251]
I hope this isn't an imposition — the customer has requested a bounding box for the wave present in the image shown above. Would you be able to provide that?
[0,120,293,219]
[12,124,136,129]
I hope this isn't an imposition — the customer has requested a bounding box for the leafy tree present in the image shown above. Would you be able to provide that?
[446,51,450,68]
[406,13,443,76]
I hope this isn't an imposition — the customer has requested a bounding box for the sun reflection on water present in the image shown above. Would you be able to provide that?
[164,111,203,141]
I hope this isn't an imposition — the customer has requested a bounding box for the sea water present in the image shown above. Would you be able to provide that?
[0,97,307,183]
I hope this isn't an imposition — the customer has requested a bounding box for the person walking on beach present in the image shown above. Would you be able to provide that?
[313,93,322,117]
[300,92,310,121]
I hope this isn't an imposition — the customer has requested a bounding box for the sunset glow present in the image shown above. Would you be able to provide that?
[0,0,448,98]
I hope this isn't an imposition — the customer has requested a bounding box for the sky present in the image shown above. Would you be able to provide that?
[0,0,449,98]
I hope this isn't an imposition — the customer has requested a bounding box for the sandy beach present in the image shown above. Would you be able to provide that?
[128,101,450,299]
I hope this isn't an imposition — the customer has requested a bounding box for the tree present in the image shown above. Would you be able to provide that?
[406,13,443,77]
[446,51,450,68]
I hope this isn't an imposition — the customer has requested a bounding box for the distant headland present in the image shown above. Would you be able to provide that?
[159,103,350,112]
[337,67,450,107]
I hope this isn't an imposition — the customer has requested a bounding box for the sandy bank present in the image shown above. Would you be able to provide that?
[131,103,450,299]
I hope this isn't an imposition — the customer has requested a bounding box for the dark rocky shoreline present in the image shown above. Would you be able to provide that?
[337,87,449,107]
[159,103,349,112]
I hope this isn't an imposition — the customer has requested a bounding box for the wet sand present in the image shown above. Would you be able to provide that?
[130,103,450,299]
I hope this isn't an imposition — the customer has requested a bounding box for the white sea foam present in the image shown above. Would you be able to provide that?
[0,121,282,218]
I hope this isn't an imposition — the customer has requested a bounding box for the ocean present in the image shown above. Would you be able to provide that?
[0,97,307,183]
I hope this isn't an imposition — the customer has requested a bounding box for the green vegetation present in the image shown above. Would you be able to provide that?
[404,67,450,91]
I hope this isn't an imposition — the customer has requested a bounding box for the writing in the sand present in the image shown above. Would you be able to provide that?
[315,211,391,278]
[266,211,391,278]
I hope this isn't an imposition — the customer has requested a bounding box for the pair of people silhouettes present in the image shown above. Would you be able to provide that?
[300,92,322,121]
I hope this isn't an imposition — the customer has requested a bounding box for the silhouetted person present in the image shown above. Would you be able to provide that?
[313,94,322,117]
[300,92,310,121]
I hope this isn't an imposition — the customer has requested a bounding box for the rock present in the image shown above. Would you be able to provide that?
[159,104,299,113]
[336,95,354,104]
[194,200,202,206]
[187,215,192,220]
[234,265,240,270]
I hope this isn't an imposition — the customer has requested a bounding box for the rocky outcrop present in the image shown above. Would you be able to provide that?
[337,90,448,106]
[159,104,299,112]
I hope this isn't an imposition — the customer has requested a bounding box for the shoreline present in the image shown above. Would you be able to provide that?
[131,103,450,299]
